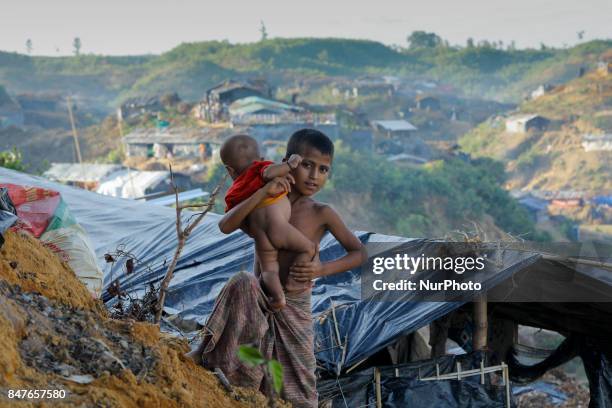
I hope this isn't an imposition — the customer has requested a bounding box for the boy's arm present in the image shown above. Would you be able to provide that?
[218,176,294,234]
[262,154,301,181]
[290,206,367,280]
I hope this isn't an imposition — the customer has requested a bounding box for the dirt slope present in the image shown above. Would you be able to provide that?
[0,230,275,408]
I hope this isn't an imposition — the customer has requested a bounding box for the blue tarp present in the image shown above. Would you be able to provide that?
[0,168,556,373]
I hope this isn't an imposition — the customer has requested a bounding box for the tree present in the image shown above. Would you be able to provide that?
[25,39,32,54]
[466,38,475,48]
[259,20,268,41]
[73,37,81,56]
[406,31,442,49]
[577,30,585,41]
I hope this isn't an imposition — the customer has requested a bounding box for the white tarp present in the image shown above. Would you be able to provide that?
[96,170,170,199]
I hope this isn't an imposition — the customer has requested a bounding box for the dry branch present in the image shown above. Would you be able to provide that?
[154,166,227,323]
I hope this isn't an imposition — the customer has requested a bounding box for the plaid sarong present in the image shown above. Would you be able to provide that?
[200,272,317,408]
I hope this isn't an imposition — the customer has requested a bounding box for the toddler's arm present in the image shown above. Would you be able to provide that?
[218,176,294,234]
[262,154,302,181]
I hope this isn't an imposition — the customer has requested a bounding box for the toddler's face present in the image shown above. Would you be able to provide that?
[291,145,332,196]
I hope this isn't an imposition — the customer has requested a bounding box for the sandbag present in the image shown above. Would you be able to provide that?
[1,183,103,296]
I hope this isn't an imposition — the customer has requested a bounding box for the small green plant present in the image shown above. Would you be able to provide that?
[237,345,283,399]
[0,148,27,172]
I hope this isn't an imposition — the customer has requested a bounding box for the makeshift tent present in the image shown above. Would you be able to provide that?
[2,167,611,406]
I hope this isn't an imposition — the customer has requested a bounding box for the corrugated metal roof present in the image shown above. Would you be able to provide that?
[123,126,244,144]
[372,120,417,131]
[44,163,125,183]
[229,96,302,116]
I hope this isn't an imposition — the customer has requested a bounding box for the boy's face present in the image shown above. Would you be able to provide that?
[291,145,332,197]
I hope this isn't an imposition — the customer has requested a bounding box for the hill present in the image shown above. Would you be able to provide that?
[459,67,612,194]
[0,38,610,112]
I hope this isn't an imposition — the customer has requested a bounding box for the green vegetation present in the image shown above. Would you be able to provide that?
[0,148,27,171]
[237,345,283,395]
[1,37,609,111]
[319,146,539,238]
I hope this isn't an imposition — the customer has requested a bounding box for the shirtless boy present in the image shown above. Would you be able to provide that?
[219,129,366,291]
[189,129,367,407]
[220,134,315,309]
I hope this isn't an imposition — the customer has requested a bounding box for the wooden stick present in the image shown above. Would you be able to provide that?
[375,368,382,408]
[473,294,488,351]
[154,169,226,323]
[480,360,485,384]
[66,96,82,164]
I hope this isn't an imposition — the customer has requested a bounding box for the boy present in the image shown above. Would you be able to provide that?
[190,129,366,408]
[220,134,316,309]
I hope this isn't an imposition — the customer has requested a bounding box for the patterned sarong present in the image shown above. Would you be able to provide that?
[199,272,317,408]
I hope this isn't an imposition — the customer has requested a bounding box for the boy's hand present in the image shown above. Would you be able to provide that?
[263,175,294,197]
[289,246,322,281]
[287,154,302,169]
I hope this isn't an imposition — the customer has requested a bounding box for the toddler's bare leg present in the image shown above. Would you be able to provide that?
[264,203,316,292]
[253,229,286,310]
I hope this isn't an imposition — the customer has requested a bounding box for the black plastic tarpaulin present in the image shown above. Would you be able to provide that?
[318,352,514,408]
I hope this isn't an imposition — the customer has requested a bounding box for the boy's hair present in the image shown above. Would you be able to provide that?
[285,128,334,158]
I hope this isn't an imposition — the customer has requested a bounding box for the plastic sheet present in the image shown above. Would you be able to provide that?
[318,352,513,408]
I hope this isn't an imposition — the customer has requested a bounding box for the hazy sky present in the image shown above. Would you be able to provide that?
[2,0,611,56]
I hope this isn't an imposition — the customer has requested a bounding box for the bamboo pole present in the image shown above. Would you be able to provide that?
[374,368,382,408]
[473,294,488,351]
[66,96,82,164]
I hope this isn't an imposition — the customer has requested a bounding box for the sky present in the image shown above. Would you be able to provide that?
[2,0,611,56]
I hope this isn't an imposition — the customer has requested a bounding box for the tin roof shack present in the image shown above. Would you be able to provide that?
[199,80,267,122]
[208,80,269,105]
[96,169,191,199]
[228,96,304,125]
[43,163,125,191]
[117,96,164,123]
[582,134,612,152]
[505,114,550,134]
[372,120,418,138]
[122,127,238,160]
[415,95,441,111]
[0,86,24,129]
[548,190,585,209]
[371,120,418,154]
